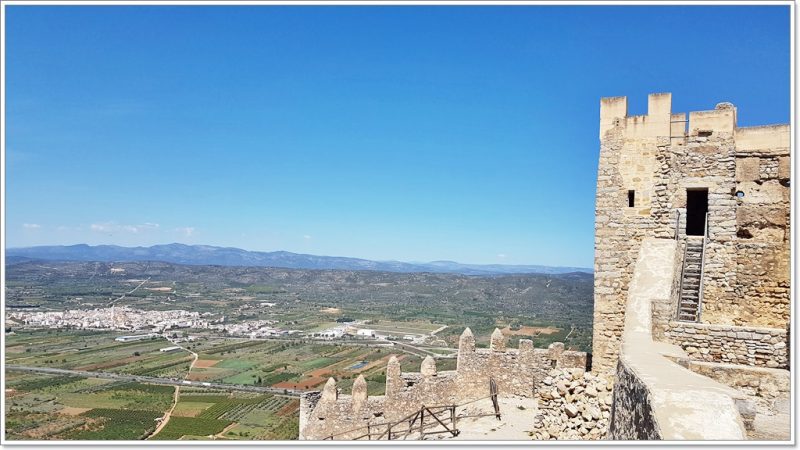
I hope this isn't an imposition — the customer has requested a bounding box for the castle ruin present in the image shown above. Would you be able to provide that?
[297,92,790,441]
[596,93,790,440]
[299,328,586,440]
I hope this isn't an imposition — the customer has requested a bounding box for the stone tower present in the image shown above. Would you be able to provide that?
[592,93,790,373]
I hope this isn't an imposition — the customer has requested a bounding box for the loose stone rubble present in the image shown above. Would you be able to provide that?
[531,368,613,440]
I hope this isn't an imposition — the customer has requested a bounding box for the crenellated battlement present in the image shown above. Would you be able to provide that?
[299,327,587,440]
[599,93,673,140]
[596,92,789,142]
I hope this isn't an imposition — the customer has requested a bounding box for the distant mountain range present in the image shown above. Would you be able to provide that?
[5,244,592,276]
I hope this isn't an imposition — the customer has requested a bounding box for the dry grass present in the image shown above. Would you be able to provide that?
[194,359,220,369]
[272,377,327,390]
[59,406,91,416]
[172,402,214,418]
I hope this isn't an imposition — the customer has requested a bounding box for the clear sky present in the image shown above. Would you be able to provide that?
[5,5,791,267]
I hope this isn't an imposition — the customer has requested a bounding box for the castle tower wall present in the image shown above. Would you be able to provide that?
[593,94,790,373]
[592,93,667,372]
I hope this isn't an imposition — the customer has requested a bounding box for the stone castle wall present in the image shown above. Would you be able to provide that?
[608,238,749,440]
[593,93,790,373]
[678,359,790,402]
[665,321,788,368]
[299,328,587,440]
[607,360,661,440]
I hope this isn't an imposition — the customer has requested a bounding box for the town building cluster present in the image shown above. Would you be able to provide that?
[207,319,300,338]
[5,306,305,339]
[6,306,211,332]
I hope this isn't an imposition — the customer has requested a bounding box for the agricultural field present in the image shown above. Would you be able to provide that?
[5,373,173,440]
[7,260,594,352]
[5,368,302,441]
[153,393,298,440]
[184,338,406,393]
[5,259,594,440]
[5,330,192,378]
[5,330,439,441]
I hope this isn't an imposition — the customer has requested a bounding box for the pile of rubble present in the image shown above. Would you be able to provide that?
[531,368,613,440]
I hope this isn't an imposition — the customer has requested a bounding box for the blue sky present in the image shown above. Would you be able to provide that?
[5,5,791,267]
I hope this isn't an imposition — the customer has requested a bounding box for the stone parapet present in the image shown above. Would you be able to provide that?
[299,328,587,440]
[676,359,790,402]
[608,238,748,440]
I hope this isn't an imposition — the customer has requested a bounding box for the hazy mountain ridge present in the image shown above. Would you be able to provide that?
[6,244,591,275]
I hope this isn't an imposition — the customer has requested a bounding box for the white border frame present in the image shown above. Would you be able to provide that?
[0,1,795,447]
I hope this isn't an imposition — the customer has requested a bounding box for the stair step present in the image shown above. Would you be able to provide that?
[678,241,705,322]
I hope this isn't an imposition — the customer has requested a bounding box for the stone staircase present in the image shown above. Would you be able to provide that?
[677,237,705,322]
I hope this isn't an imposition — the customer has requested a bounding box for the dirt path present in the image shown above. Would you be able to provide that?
[147,338,198,440]
[431,325,448,335]
[109,277,151,306]
[213,421,238,440]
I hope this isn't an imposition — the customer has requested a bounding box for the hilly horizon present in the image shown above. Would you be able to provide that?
[5,243,592,276]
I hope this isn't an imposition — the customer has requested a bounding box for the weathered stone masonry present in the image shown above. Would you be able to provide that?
[299,328,587,440]
[665,321,788,368]
[596,93,789,441]
[593,93,790,374]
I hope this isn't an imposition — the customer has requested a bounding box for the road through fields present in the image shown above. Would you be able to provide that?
[5,364,300,397]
